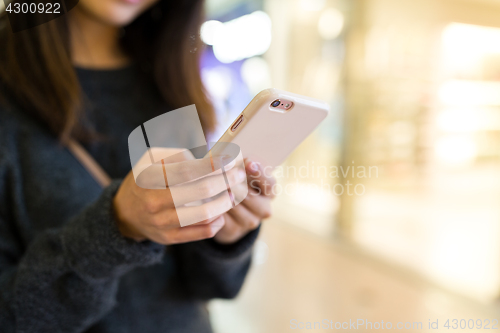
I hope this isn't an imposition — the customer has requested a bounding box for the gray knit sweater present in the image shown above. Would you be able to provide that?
[0,66,258,333]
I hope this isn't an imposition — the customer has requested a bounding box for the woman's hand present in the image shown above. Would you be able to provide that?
[214,159,276,244]
[113,149,246,245]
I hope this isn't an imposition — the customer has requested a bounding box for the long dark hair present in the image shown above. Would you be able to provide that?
[0,0,215,142]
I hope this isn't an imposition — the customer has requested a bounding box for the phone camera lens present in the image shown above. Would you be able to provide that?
[271,99,280,107]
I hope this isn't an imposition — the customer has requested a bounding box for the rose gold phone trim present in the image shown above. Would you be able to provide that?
[231,115,244,132]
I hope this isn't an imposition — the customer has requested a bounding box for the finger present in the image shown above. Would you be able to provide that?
[245,159,276,198]
[164,154,238,184]
[135,166,245,218]
[228,203,262,230]
[169,167,246,206]
[158,216,226,245]
[132,148,195,178]
[138,186,175,213]
[191,215,222,225]
[227,181,249,205]
[150,147,195,163]
[148,206,222,231]
[239,188,272,219]
[213,213,248,244]
[175,191,234,226]
[136,155,237,189]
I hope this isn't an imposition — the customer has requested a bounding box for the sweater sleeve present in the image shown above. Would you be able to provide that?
[171,225,260,300]
[0,177,165,333]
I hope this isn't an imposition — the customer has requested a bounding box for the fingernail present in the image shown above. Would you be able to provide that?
[249,161,260,174]
[211,220,225,230]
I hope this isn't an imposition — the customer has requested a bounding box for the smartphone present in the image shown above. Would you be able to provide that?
[209,88,329,170]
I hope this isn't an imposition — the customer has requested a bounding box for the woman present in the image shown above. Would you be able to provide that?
[0,0,275,332]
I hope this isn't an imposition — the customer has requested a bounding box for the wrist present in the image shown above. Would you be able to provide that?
[117,219,147,242]
[112,197,147,242]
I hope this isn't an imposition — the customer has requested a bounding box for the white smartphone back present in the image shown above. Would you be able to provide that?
[212,88,329,170]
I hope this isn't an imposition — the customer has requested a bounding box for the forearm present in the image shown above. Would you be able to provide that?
[0,181,165,333]
[172,226,260,300]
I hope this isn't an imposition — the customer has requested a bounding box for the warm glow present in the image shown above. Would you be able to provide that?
[442,23,500,72]
[317,8,344,40]
[438,80,500,106]
[436,110,478,132]
[299,0,325,12]
[435,135,477,166]
[437,108,500,132]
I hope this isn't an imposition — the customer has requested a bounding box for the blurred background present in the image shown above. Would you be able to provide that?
[200,0,500,331]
